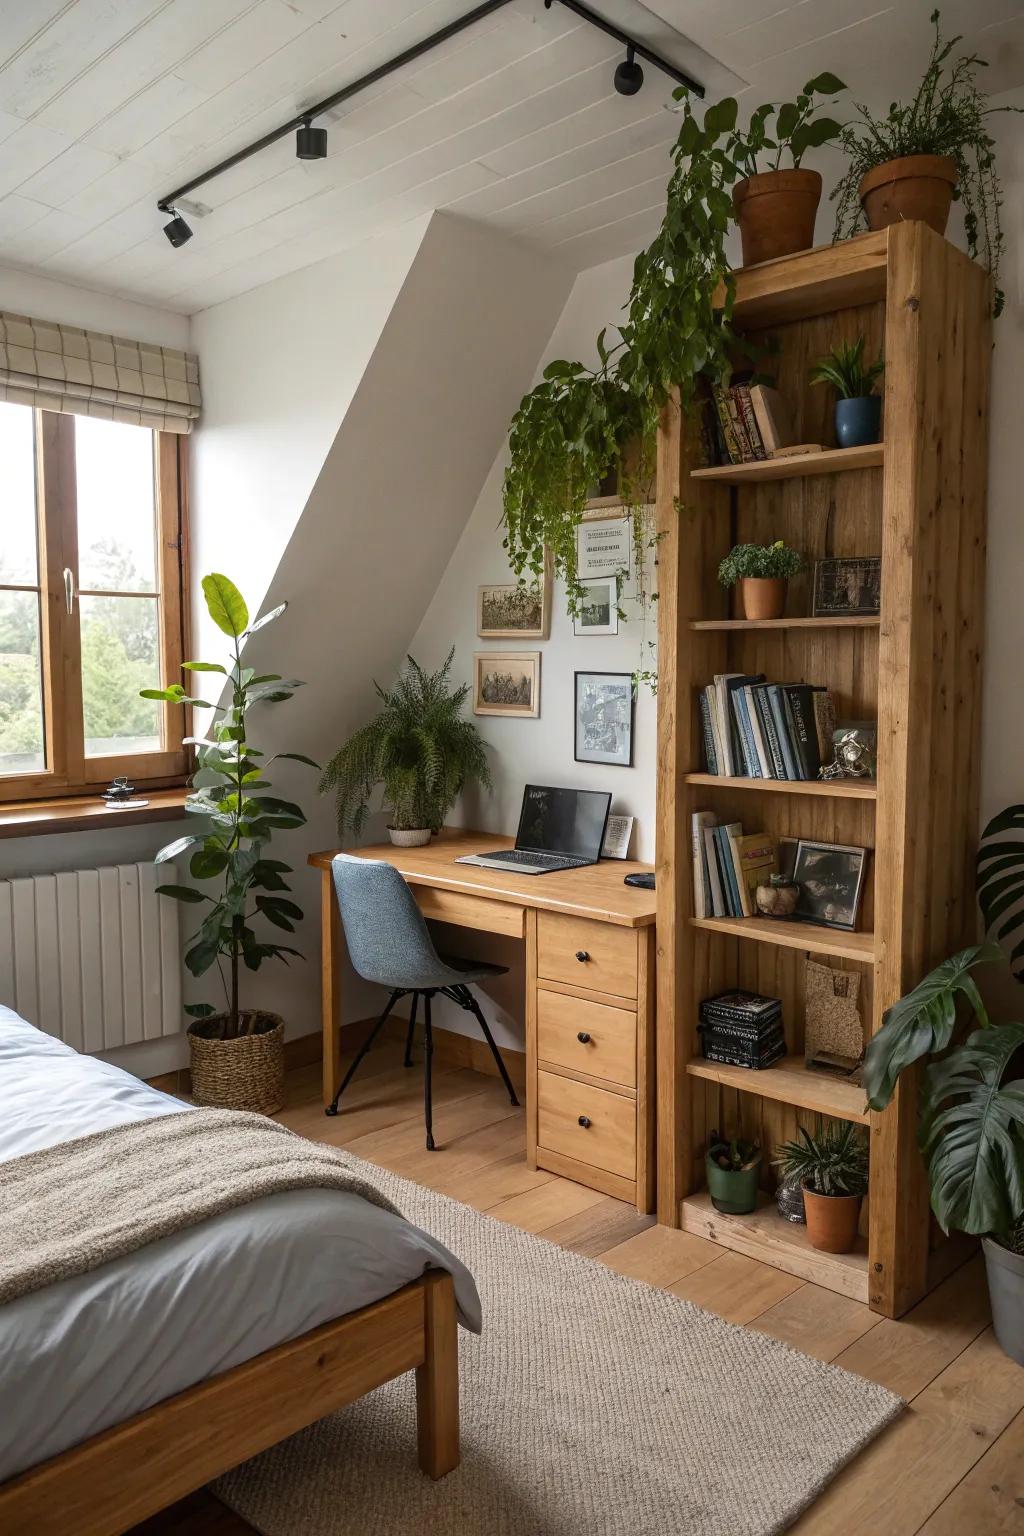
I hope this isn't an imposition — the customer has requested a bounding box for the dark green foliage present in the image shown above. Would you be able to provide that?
[774,1118,869,1197]
[809,337,885,400]
[830,10,1020,315]
[708,1132,760,1172]
[145,574,316,1038]
[717,540,805,587]
[726,74,845,175]
[977,804,1024,981]
[319,647,490,840]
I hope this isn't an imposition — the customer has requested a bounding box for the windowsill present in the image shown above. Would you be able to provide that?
[0,788,190,839]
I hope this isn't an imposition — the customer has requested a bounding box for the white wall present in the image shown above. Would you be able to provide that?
[0,263,189,349]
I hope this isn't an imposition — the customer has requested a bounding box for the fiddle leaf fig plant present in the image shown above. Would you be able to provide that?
[142,574,317,1039]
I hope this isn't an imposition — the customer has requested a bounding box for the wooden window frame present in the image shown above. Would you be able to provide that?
[0,410,190,804]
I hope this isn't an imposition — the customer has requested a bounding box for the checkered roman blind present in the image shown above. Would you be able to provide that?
[0,311,201,434]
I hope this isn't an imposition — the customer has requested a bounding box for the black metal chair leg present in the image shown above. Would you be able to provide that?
[325,989,403,1116]
[423,991,435,1151]
[404,991,419,1068]
[462,987,520,1106]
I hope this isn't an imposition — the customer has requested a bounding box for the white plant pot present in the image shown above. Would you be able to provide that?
[388,826,431,847]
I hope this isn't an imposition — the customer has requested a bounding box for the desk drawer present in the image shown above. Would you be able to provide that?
[415,885,525,938]
[537,988,636,1089]
[536,912,638,999]
[537,1071,636,1180]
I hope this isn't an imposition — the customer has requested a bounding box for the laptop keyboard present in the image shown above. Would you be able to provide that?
[496,850,590,868]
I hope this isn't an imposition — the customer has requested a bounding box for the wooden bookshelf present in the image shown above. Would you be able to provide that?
[655,224,993,1318]
[691,444,883,483]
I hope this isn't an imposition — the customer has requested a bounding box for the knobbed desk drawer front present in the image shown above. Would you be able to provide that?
[536,912,638,999]
[537,988,636,1089]
[537,1070,636,1180]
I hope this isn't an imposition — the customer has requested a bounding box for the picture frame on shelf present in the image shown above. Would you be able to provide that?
[792,839,868,931]
[812,556,881,617]
[473,651,540,718]
[577,516,631,579]
[573,577,618,636]
[574,671,634,767]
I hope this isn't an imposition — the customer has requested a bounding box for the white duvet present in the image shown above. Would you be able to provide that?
[0,1006,480,1483]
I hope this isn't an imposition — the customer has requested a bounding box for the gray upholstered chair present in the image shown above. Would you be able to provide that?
[326,854,519,1148]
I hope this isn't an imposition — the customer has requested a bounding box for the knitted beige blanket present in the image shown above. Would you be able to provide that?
[0,1109,401,1307]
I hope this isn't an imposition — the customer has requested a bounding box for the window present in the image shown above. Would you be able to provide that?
[0,403,187,801]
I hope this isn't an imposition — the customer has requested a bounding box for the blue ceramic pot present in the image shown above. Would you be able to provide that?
[835,395,882,448]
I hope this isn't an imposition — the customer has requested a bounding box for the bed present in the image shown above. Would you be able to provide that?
[0,1006,481,1535]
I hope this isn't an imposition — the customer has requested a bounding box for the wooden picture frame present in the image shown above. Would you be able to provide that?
[477,575,550,640]
[0,1271,459,1536]
[473,651,540,717]
[811,556,881,617]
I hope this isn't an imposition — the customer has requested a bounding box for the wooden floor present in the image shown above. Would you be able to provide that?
[134,1042,1024,1536]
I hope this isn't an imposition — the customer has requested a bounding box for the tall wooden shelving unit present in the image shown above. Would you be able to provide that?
[654,223,992,1318]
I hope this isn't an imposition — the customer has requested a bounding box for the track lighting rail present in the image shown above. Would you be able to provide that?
[157,0,703,244]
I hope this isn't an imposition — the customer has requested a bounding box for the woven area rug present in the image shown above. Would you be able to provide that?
[216,1159,902,1536]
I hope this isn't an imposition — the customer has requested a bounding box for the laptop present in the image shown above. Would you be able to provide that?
[456,785,612,876]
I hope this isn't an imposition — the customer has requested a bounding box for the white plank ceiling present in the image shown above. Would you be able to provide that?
[0,0,1020,313]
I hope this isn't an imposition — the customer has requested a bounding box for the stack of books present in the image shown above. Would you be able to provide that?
[697,380,793,466]
[699,990,786,1070]
[699,673,836,782]
[691,813,779,919]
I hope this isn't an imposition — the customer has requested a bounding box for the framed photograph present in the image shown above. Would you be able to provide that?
[574,671,634,767]
[477,579,550,639]
[812,556,881,617]
[573,577,618,636]
[792,839,868,931]
[601,813,635,860]
[473,651,540,718]
[577,516,631,579]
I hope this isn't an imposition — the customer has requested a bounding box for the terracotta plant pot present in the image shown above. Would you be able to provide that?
[733,169,822,267]
[802,1184,863,1253]
[388,826,431,847]
[739,577,787,621]
[859,154,957,237]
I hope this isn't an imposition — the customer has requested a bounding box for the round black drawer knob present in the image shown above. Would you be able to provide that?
[575,950,590,962]
[577,1031,591,1044]
[578,1115,592,1129]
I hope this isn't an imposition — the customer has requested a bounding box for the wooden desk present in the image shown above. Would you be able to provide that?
[309,830,657,1212]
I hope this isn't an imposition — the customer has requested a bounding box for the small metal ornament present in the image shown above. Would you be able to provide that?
[102,776,148,809]
[819,725,877,781]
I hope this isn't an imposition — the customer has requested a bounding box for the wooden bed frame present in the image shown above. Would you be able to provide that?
[0,1269,459,1536]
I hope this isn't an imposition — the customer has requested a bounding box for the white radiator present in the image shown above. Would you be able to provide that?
[0,863,182,1050]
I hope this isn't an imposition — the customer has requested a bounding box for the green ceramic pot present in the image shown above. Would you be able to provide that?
[705,1150,762,1215]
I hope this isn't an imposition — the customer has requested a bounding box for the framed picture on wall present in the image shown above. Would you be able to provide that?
[574,671,634,767]
[577,516,631,579]
[477,550,552,638]
[473,651,540,717]
[573,577,618,636]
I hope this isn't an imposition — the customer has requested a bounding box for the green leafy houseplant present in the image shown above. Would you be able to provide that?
[320,648,490,841]
[809,338,885,399]
[142,574,316,1041]
[706,1131,762,1215]
[774,1120,869,1197]
[830,10,1021,315]
[726,74,846,175]
[977,804,1024,982]
[717,540,805,586]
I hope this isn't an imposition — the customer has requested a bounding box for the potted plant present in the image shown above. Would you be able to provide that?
[142,574,315,1115]
[810,338,885,448]
[831,10,1020,315]
[706,1132,762,1214]
[774,1119,869,1253]
[717,540,804,621]
[725,74,845,266]
[320,647,490,846]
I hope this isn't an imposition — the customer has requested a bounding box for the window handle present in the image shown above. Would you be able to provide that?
[63,568,75,615]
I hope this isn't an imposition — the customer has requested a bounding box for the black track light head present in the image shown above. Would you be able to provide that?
[162,208,193,247]
[296,120,328,160]
[613,45,643,96]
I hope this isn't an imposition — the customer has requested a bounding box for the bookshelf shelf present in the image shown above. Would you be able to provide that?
[691,444,883,484]
[684,772,877,801]
[680,1192,869,1302]
[689,616,879,631]
[691,914,875,962]
[686,1055,870,1124]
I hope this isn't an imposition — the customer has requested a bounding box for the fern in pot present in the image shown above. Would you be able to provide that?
[320,648,490,846]
[142,575,316,1115]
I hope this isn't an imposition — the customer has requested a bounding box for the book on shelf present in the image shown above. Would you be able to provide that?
[697,377,771,466]
[699,674,833,783]
[748,384,793,455]
[700,989,782,1025]
[700,1035,787,1070]
[691,816,779,919]
[698,988,787,1067]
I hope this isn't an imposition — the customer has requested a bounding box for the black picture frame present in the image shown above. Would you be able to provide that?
[792,839,868,931]
[574,671,635,767]
[812,556,882,617]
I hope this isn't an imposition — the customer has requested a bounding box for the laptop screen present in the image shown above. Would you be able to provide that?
[515,785,611,860]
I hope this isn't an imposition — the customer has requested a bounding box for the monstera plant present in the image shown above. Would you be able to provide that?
[142,574,316,1114]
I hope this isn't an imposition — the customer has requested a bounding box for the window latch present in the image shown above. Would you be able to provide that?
[63,568,75,615]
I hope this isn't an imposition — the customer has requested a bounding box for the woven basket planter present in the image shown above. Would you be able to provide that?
[187,1010,285,1115]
